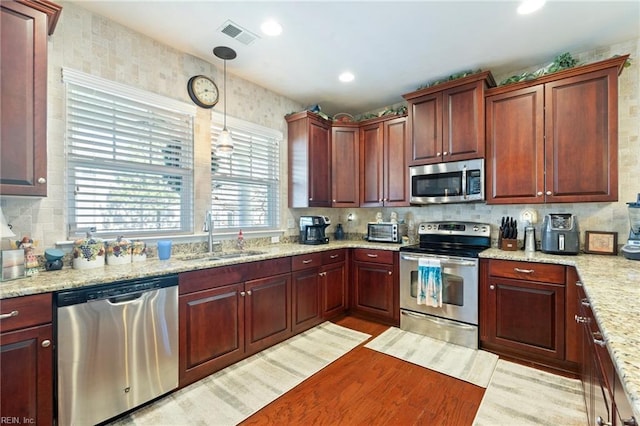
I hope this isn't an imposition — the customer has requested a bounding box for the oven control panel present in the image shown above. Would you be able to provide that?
[418,221,491,237]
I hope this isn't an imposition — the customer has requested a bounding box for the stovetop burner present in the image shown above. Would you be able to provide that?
[399,221,492,258]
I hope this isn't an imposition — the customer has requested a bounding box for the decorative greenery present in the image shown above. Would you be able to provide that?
[416,69,482,90]
[499,52,579,86]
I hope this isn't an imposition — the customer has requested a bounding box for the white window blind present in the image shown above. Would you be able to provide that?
[63,68,195,237]
[210,113,281,231]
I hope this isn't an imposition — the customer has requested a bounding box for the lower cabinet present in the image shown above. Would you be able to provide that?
[351,248,399,326]
[320,250,348,319]
[480,259,568,370]
[178,258,291,387]
[0,293,53,426]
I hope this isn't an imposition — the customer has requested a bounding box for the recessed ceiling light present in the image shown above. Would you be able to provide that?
[517,0,546,15]
[339,72,355,83]
[260,19,282,36]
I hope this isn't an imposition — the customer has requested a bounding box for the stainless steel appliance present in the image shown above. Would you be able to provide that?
[367,222,407,243]
[410,159,484,204]
[540,213,580,255]
[299,215,330,244]
[399,221,491,349]
[622,193,640,260]
[56,274,179,425]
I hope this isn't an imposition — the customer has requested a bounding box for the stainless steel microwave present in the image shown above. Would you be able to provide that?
[410,159,484,204]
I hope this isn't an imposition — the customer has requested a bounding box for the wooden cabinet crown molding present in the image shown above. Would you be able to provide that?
[402,70,496,101]
[485,55,629,97]
[14,0,62,34]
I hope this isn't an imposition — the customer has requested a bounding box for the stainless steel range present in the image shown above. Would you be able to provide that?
[399,221,491,349]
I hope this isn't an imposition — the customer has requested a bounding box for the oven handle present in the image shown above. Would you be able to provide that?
[400,254,476,267]
[400,310,477,330]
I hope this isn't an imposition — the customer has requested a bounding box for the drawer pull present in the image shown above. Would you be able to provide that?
[302,259,313,264]
[574,314,590,324]
[514,268,534,274]
[0,310,18,320]
[366,254,378,258]
[576,281,583,287]
[41,340,51,348]
[330,254,339,259]
[593,337,607,347]
[581,298,590,307]
[240,291,246,297]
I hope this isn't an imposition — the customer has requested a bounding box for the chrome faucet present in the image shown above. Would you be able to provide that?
[203,211,219,253]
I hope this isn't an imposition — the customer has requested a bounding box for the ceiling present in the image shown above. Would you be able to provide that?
[69,1,639,116]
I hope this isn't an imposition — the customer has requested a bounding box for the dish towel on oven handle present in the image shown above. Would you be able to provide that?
[417,258,442,307]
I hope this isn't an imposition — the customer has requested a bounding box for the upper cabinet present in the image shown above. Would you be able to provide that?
[403,71,495,166]
[485,56,628,204]
[0,0,62,197]
[359,115,409,207]
[286,111,332,208]
[331,124,360,207]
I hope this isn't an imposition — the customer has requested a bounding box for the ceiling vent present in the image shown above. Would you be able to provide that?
[219,20,259,45]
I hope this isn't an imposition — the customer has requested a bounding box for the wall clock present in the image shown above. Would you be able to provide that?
[187,75,219,108]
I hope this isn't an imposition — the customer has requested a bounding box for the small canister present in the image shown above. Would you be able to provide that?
[105,236,132,265]
[131,240,147,263]
[72,238,105,270]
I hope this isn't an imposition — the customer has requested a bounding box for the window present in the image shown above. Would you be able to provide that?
[210,112,281,231]
[63,69,195,238]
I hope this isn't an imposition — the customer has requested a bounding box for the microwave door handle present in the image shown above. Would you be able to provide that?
[400,254,476,267]
[462,168,467,198]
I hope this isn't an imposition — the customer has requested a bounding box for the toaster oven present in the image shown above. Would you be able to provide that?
[367,222,407,243]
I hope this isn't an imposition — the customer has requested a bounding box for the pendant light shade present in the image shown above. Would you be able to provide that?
[213,46,237,157]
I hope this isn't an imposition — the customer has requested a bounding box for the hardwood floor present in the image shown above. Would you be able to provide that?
[240,316,485,425]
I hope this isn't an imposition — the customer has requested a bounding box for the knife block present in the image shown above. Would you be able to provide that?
[499,237,518,251]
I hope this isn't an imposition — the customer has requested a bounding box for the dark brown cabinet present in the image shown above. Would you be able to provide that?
[359,115,409,207]
[0,293,53,426]
[178,258,291,387]
[331,125,359,207]
[320,250,348,319]
[286,111,332,208]
[480,259,567,367]
[403,72,494,166]
[485,56,627,204]
[351,248,399,325]
[0,0,61,196]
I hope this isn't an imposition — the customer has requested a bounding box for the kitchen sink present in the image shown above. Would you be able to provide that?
[181,250,267,262]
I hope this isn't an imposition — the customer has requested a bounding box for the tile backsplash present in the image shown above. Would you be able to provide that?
[1,1,638,255]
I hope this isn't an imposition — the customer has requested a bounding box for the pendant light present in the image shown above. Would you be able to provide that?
[213,46,237,156]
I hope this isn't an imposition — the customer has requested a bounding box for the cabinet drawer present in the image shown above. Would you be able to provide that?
[292,253,322,271]
[488,259,565,284]
[321,249,345,265]
[353,249,394,264]
[0,293,52,333]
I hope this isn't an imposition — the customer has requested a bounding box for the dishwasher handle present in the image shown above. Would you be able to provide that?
[106,291,146,305]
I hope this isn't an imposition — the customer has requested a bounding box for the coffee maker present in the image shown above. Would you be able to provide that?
[541,213,580,255]
[299,216,330,245]
[621,194,640,260]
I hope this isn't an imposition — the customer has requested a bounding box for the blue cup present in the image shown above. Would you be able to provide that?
[157,240,172,260]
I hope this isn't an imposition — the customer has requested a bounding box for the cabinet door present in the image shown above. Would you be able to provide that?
[383,117,409,207]
[565,268,581,365]
[0,2,48,196]
[359,122,384,207]
[443,80,485,162]
[0,324,53,426]
[321,261,347,319]
[331,126,359,207]
[308,120,331,207]
[485,85,545,204]
[407,93,442,165]
[352,261,398,324]
[486,277,565,360]
[292,268,321,334]
[179,283,245,386]
[245,273,291,355]
[545,67,618,202]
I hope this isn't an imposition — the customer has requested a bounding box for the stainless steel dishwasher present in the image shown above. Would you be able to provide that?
[55,274,179,425]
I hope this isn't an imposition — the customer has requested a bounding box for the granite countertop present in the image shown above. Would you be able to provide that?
[480,248,640,420]
[2,241,639,419]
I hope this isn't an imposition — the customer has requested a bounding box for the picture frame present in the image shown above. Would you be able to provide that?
[584,231,618,255]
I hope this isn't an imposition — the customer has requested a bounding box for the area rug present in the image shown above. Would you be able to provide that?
[364,326,498,388]
[110,322,371,426]
[473,359,587,425]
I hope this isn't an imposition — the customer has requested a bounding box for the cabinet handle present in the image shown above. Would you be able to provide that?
[514,268,534,274]
[366,253,378,258]
[489,285,495,290]
[302,259,313,264]
[593,337,607,347]
[576,281,583,287]
[388,271,392,275]
[575,314,590,324]
[443,151,448,156]
[38,177,46,184]
[597,416,612,426]
[581,298,590,307]
[240,291,246,297]
[247,290,252,296]
[546,191,552,196]
[537,191,543,196]
[319,272,326,277]
[330,254,339,259]
[437,152,441,156]
[621,417,638,426]
[0,310,18,320]
[41,340,51,348]
[309,197,313,201]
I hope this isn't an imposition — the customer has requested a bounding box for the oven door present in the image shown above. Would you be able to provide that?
[399,252,478,325]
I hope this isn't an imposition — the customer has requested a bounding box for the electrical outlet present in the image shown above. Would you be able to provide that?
[271,236,280,244]
[520,209,537,224]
